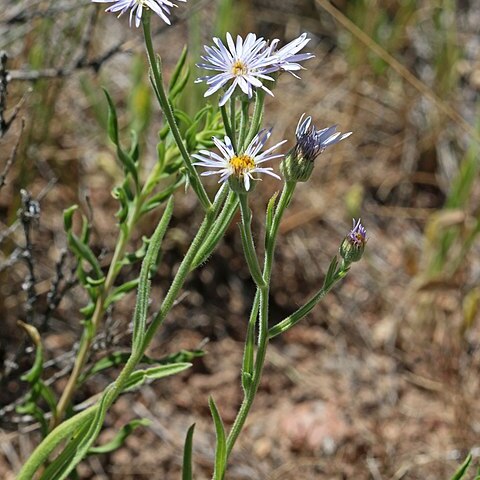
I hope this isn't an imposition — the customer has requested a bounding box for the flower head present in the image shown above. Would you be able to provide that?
[340,218,367,263]
[281,114,352,182]
[192,130,286,192]
[296,114,352,159]
[196,33,313,106]
[265,33,314,78]
[92,0,185,27]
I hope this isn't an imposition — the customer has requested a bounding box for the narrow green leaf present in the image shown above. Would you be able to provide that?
[174,109,193,129]
[169,66,190,102]
[103,89,139,184]
[63,205,79,231]
[323,255,339,287]
[129,129,140,163]
[38,382,58,419]
[105,278,140,307]
[140,176,185,215]
[17,321,43,384]
[88,419,150,455]
[209,397,226,480]
[451,453,472,480]
[81,349,204,382]
[123,363,191,392]
[169,45,188,92]
[132,197,174,348]
[112,186,130,223]
[241,291,259,392]
[103,88,119,145]
[85,276,106,287]
[182,424,195,480]
[117,147,139,185]
[68,233,103,280]
[265,192,278,239]
[39,422,92,480]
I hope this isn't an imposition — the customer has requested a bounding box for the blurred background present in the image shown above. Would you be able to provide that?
[1,0,480,478]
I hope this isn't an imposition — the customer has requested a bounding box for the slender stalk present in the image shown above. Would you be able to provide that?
[229,97,237,151]
[268,260,349,338]
[244,90,265,147]
[225,181,296,459]
[191,191,238,269]
[142,184,228,350]
[142,15,211,211]
[238,193,265,288]
[21,187,229,479]
[237,100,250,151]
[241,289,260,392]
[264,181,296,281]
[220,104,234,142]
[225,284,268,457]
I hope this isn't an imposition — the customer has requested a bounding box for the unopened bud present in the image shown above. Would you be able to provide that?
[340,218,367,263]
[281,114,352,183]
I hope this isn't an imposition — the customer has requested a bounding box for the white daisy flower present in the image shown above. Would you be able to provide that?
[266,33,315,78]
[92,0,186,28]
[195,33,277,107]
[192,130,286,191]
[195,33,314,107]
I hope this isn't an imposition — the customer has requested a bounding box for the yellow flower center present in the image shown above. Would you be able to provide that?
[229,154,255,176]
[232,60,248,76]
[352,232,365,247]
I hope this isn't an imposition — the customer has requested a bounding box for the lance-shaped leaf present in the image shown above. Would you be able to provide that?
[182,423,195,480]
[209,397,227,480]
[451,453,473,480]
[88,419,150,455]
[103,88,139,185]
[123,363,191,391]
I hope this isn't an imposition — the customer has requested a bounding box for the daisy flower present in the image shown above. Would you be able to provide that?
[196,32,313,106]
[265,33,315,77]
[192,130,286,191]
[195,33,275,107]
[92,0,186,27]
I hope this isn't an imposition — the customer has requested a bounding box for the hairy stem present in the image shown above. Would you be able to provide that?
[142,15,211,211]
[225,181,296,460]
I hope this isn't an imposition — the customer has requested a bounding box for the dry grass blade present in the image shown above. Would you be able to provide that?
[314,0,478,143]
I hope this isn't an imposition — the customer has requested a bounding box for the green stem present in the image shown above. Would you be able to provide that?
[220,104,234,142]
[141,184,228,350]
[191,191,238,269]
[142,15,211,211]
[224,181,297,461]
[268,260,350,339]
[264,181,296,281]
[241,289,260,392]
[226,285,268,457]
[20,186,229,479]
[229,97,237,151]
[244,90,265,147]
[237,100,250,151]
[238,193,265,288]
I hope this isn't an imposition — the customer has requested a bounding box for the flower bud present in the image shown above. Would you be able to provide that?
[340,218,367,263]
[281,114,352,183]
